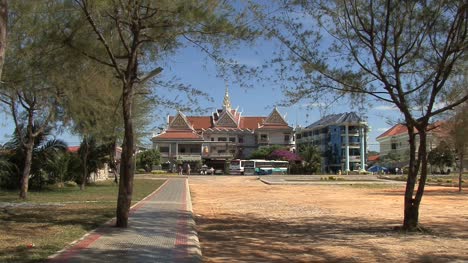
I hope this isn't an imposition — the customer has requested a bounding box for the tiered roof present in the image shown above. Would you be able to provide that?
[153,88,292,141]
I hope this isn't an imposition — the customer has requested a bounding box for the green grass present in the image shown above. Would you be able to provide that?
[0,179,165,263]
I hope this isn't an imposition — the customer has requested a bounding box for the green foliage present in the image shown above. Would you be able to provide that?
[428,141,455,173]
[137,149,161,172]
[151,170,167,175]
[250,145,285,159]
[76,136,110,185]
[0,126,67,189]
[298,145,321,174]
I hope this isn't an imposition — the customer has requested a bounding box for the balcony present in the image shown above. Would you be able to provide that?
[341,130,360,136]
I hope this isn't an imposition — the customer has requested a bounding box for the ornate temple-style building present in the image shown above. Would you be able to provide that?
[152,88,294,170]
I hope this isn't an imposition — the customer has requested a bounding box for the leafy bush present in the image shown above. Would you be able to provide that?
[64,181,78,187]
[328,176,336,181]
[151,170,166,174]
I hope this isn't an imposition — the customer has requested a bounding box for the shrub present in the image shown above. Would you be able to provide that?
[328,176,336,181]
[151,170,166,174]
[445,179,452,183]
[336,177,345,181]
[64,181,78,187]
[436,178,444,183]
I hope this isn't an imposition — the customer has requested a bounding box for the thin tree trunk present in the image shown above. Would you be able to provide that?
[403,128,428,231]
[19,142,34,199]
[459,151,464,192]
[0,0,7,79]
[116,82,135,228]
[81,149,88,190]
[403,126,420,231]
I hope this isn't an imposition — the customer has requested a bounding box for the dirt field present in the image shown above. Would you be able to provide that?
[189,176,468,263]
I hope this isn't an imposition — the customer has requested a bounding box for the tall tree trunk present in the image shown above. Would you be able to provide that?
[80,139,88,191]
[403,127,428,231]
[459,151,464,192]
[116,82,135,228]
[403,126,419,230]
[19,141,34,199]
[0,0,7,78]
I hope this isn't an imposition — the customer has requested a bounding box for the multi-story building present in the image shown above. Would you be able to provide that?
[376,122,445,163]
[295,112,369,173]
[152,88,294,170]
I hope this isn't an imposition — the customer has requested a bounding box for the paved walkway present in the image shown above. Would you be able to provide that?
[49,178,201,263]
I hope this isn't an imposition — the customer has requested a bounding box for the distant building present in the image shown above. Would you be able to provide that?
[376,122,447,167]
[152,87,294,170]
[295,112,369,173]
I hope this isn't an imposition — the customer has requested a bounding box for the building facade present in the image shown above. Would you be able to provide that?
[376,122,447,167]
[152,88,294,170]
[295,112,369,173]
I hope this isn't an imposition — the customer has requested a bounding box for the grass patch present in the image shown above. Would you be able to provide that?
[0,179,165,263]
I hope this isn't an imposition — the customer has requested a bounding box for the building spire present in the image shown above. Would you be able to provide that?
[223,82,232,111]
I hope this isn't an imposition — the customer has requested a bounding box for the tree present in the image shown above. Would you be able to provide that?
[77,136,110,189]
[263,0,467,231]
[268,149,302,162]
[0,125,67,190]
[428,141,455,174]
[0,1,70,198]
[137,149,160,173]
[250,145,285,159]
[448,103,468,192]
[298,145,321,174]
[0,0,7,78]
[66,0,255,227]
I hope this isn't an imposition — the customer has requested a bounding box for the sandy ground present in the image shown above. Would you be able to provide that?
[189,176,468,263]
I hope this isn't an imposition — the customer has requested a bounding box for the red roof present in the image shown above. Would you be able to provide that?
[368,155,380,162]
[68,146,80,153]
[187,116,212,130]
[155,131,203,140]
[239,117,265,130]
[377,122,446,139]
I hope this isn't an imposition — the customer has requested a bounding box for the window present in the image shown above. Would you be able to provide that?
[159,146,169,153]
[180,148,186,153]
[218,149,226,154]
[218,137,227,142]
[296,134,302,139]
[238,136,244,143]
[391,143,397,150]
[229,137,236,142]
[260,134,268,142]
[211,138,214,141]
[284,134,290,142]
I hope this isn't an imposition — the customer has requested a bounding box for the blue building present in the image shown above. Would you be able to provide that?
[295,112,369,173]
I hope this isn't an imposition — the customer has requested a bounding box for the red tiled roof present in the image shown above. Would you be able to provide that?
[239,117,265,130]
[68,146,80,153]
[376,122,446,139]
[376,124,408,139]
[154,131,203,140]
[368,155,380,162]
[187,116,212,130]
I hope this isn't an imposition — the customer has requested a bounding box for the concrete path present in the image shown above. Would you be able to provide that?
[49,178,201,263]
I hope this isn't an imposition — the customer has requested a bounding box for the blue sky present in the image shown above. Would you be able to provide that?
[0,38,403,152]
[0,16,405,152]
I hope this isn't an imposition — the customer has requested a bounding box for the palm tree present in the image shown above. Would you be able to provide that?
[0,124,67,191]
[78,135,110,190]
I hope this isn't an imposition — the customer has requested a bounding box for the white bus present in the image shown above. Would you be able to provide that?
[229,159,247,175]
[243,160,289,175]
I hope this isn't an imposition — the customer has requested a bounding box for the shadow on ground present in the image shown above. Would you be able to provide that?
[195,213,468,263]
